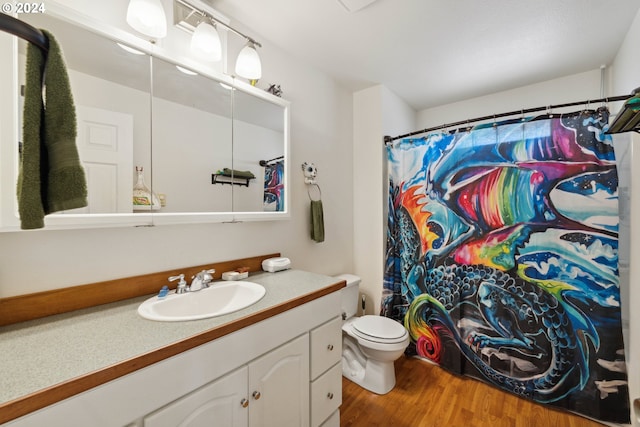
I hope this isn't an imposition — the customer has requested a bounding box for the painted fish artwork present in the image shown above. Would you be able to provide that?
[382,109,629,423]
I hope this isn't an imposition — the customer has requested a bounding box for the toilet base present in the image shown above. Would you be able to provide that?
[342,337,397,395]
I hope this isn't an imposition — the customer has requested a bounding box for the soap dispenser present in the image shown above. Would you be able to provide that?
[132,166,160,210]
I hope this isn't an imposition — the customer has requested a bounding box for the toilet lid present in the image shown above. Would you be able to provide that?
[352,315,408,343]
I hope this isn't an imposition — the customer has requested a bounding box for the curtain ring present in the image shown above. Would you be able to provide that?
[307,183,322,201]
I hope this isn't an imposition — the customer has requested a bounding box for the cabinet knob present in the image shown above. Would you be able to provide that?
[327,392,334,400]
[252,391,262,400]
[327,344,334,351]
[240,398,249,408]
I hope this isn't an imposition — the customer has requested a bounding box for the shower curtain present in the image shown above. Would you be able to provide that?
[263,160,284,211]
[382,109,629,423]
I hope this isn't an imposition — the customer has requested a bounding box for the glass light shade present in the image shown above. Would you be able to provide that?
[190,21,222,61]
[126,0,167,38]
[235,42,262,80]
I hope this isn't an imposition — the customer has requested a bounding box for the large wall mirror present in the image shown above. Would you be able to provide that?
[1,7,289,230]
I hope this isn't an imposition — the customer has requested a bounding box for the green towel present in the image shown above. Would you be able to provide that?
[310,200,324,243]
[17,30,87,229]
[221,168,255,179]
[17,35,46,229]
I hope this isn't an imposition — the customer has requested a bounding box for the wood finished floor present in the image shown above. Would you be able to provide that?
[340,355,605,427]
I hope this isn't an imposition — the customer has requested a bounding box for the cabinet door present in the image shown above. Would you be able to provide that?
[144,367,248,427]
[248,334,310,427]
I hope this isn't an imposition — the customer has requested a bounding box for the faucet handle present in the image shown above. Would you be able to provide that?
[168,273,188,293]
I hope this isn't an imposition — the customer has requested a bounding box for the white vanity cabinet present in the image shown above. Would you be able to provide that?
[144,335,309,427]
[4,291,342,427]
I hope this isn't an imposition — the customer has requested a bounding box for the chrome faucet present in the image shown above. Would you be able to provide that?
[168,269,215,293]
[189,269,216,292]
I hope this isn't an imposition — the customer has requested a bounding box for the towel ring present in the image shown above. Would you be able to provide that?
[307,183,322,201]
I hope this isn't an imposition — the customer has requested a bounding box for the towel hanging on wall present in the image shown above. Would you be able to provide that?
[17,30,87,229]
[302,162,324,242]
[310,199,324,243]
[308,183,324,243]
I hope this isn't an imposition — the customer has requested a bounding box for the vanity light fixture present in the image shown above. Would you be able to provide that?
[235,40,262,80]
[174,0,263,81]
[190,18,222,61]
[126,0,168,39]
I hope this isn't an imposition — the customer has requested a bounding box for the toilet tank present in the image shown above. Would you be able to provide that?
[335,274,361,320]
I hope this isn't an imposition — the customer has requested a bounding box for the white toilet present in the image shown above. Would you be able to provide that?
[337,274,410,395]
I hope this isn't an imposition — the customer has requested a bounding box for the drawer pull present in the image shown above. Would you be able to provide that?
[241,398,249,408]
[327,344,334,351]
[252,391,261,400]
[327,392,334,400]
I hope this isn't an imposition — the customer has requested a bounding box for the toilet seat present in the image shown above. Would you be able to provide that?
[346,315,409,344]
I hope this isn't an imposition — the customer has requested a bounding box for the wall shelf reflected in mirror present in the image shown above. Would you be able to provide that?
[211,173,254,187]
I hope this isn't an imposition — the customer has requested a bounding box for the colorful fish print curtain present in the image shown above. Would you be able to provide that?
[263,160,284,211]
[382,109,629,423]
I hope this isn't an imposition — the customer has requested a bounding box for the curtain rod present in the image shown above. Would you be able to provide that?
[259,155,283,166]
[0,13,48,53]
[383,93,632,145]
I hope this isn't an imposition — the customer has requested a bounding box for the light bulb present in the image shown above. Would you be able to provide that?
[235,41,262,80]
[126,0,167,38]
[190,20,222,61]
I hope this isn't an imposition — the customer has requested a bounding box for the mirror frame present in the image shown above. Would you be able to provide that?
[0,3,290,231]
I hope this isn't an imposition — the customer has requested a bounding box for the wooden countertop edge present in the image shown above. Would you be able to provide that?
[0,280,346,424]
[0,253,281,327]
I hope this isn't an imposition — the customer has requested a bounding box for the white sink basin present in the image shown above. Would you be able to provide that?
[138,281,266,322]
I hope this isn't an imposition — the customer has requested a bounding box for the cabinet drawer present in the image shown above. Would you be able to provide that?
[310,316,342,379]
[310,363,342,427]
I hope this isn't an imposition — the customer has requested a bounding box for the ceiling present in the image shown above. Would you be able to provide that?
[209,0,640,110]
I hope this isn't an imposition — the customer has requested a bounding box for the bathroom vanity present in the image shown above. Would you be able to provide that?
[0,266,344,427]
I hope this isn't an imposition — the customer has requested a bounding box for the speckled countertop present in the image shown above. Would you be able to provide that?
[0,269,341,408]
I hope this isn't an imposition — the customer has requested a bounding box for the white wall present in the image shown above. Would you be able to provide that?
[612,8,640,97]
[0,0,354,297]
[353,86,415,314]
[417,69,605,129]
